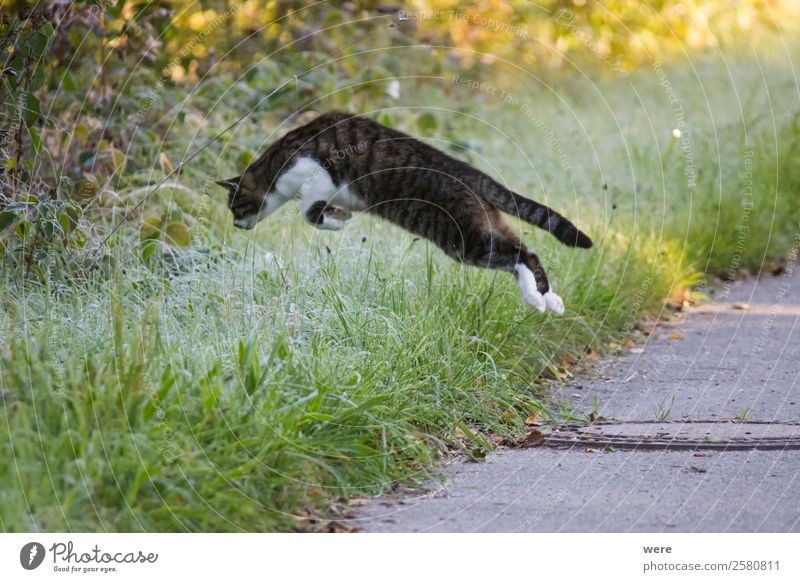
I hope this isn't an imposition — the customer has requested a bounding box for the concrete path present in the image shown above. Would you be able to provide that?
[354,268,800,532]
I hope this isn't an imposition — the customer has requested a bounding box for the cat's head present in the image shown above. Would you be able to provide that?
[215,170,271,230]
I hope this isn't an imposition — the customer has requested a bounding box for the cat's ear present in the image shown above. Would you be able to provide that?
[215,177,240,192]
[239,170,257,190]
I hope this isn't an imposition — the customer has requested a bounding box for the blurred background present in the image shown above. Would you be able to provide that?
[2,1,799,270]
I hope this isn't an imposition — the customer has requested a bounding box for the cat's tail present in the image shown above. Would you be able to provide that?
[481,179,593,248]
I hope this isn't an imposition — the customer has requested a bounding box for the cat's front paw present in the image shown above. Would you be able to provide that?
[317,216,346,231]
[324,206,353,221]
[543,291,564,315]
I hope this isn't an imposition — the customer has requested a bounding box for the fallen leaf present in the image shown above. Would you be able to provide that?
[666,332,684,340]
[140,215,162,238]
[767,260,785,275]
[630,348,644,354]
[519,430,545,448]
[499,410,515,422]
[525,413,542,425]
[348,498,370,506]
[542,366,571,382]
[559,353,576,366]
[637,321,657,335]
[732,303,750,310]
[159,152,174,174]
[490,434,506,446]
[164,222,190,247]
[624,338,635,348]
[468,447,486,460]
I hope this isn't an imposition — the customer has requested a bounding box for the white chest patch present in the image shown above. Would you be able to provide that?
[276,157,366,211]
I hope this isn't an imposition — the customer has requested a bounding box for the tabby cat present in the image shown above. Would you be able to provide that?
[216,111,592,313]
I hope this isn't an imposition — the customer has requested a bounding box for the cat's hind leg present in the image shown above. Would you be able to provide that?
[513,262,547,313]
[516,251,564,315]
[472,219,563,314]
[515,263,564,314]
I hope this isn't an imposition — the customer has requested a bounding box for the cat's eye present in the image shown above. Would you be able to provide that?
[231,199,255,214]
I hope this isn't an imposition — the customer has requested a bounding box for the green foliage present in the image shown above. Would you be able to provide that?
[407,0,794,75]
[0,10,53,182]
[0,184,87,277]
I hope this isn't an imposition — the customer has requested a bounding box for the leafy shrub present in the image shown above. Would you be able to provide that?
[0,179,87,277]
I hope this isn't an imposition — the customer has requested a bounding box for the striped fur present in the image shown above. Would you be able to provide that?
[217,112,593,312]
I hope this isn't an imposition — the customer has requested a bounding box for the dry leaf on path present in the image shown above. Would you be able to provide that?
[525,413,542,425]
[490,434,507,446]
[468,448,486,461]
[667,332,684,340]
[559,353,576,366]
[519,430,545,448]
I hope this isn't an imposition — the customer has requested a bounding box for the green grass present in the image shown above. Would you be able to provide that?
[1,231,649,531]
[2,51,800,531]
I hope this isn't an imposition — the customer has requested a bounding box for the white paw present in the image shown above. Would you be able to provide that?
[515,264,546,312]
[544,291,564,315]
[325,206,353,221]
[521,289,546,312]
[317,217,345,231]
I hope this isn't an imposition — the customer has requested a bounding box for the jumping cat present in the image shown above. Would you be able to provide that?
[216,111,592,313]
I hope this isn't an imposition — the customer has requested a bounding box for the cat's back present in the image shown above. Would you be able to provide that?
[277,112,473,197]
[294,111,429,151]
[275,111,373,158]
